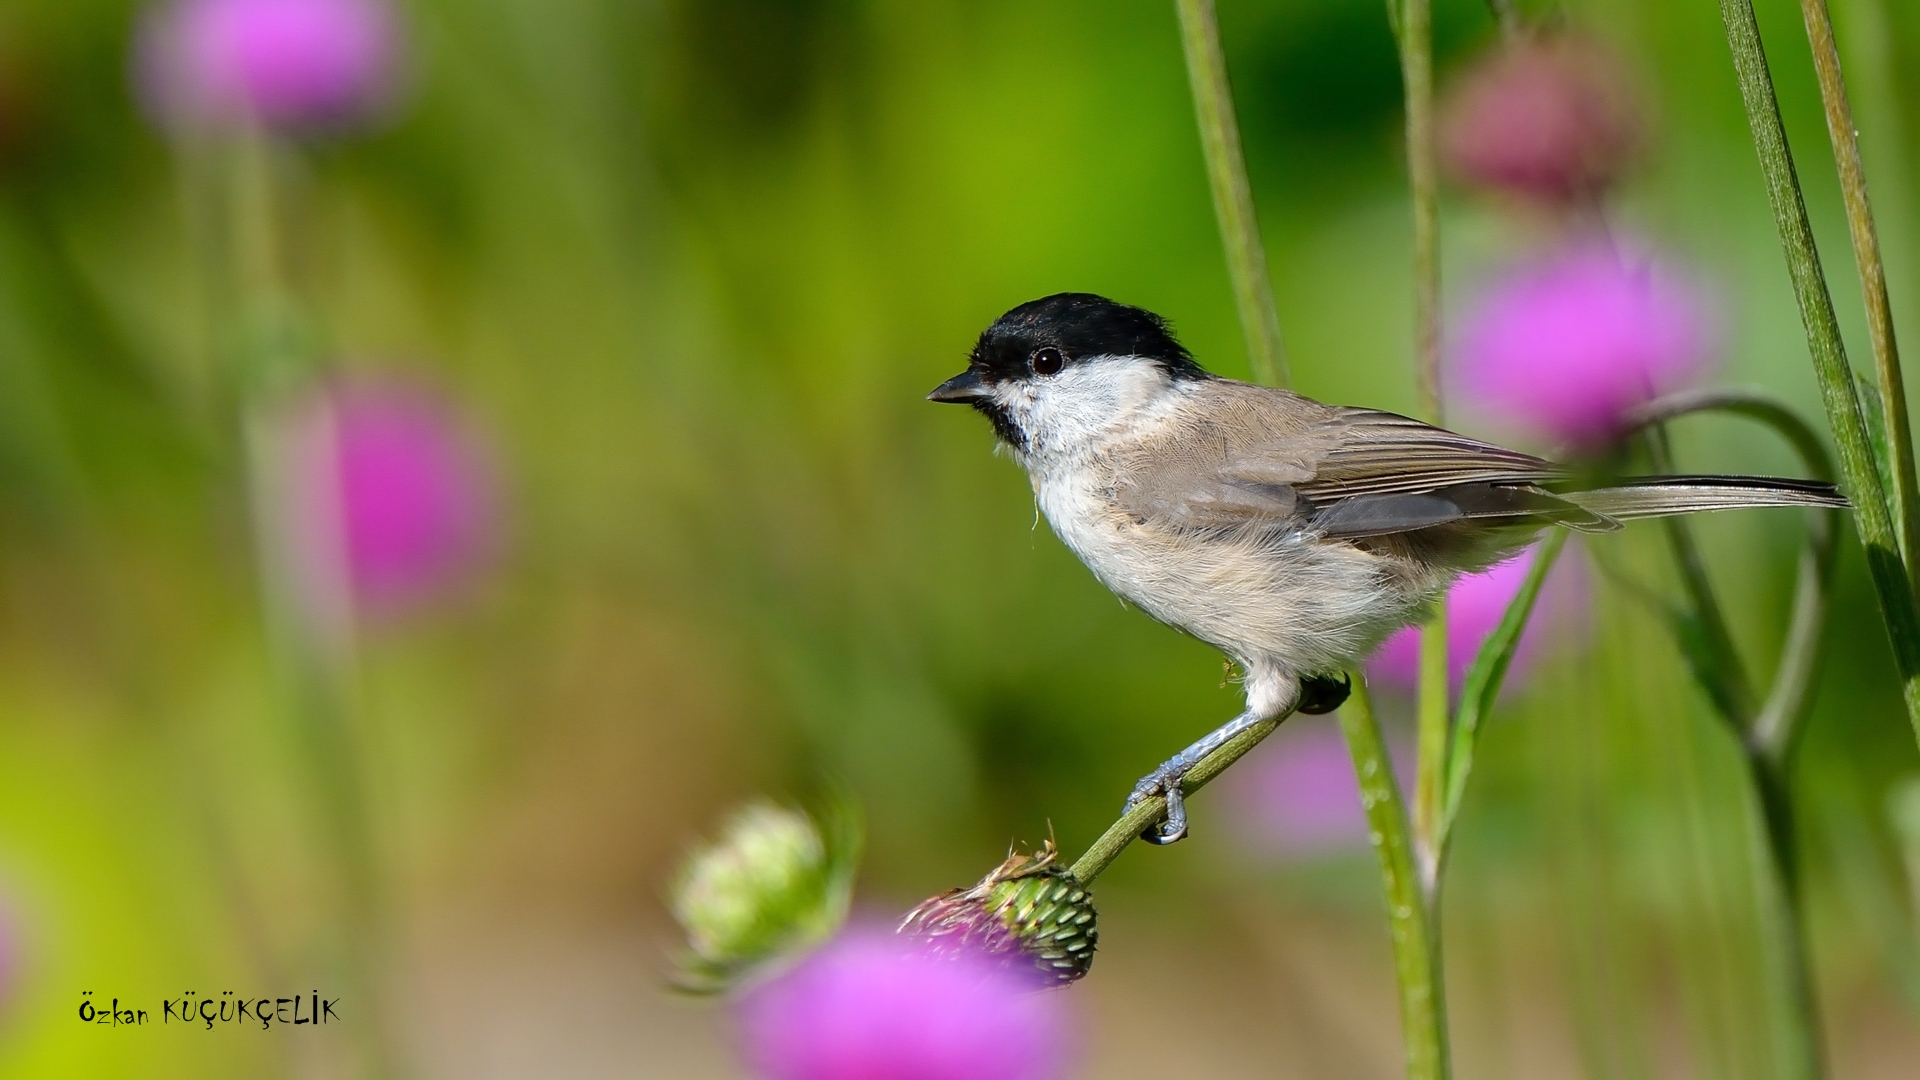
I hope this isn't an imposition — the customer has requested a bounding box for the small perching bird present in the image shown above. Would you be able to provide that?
[929,293,1845,844]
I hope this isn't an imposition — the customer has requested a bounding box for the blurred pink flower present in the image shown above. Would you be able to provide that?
[281,379,496,617]
[1227,718,1413,859]
[1369,544,1588,692]
[331,382,493,608]
[1440,34,1642,203]
[737,929,1072,1080]
[137,0,403,131]
[1454,242,1718,446]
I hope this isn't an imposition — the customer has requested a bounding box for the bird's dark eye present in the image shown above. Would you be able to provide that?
[1031,347,1065,376]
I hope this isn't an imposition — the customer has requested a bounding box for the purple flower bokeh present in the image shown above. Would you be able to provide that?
[283,379,496,616]
[137,0,403,132]
[737,929,1072,1080]
[1227,718,1414,860]
[1453,242,1718,447]
[1369,544,1588,693]
[1439,33,1642,204]
[331,382,493,609]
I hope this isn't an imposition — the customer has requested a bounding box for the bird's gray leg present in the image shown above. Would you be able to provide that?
[1122,673,1345,844]
[1124,708,1272,845]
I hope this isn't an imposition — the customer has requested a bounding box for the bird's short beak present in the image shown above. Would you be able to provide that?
[927,370,990,404]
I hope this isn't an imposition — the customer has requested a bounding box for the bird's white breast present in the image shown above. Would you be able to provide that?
[1026,429,1435,692]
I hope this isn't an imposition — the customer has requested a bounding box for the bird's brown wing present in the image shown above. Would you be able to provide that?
[1286,406,1618,536]
[1118,388,1615,538]
[1293,408,1564,499]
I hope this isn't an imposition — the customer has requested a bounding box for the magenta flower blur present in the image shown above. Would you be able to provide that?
[737,930,1072,1080]
[1454,242,1717,446]
[282,379,495,615]
[138,0,402,131]
[329,382,492,609]
[1370,544,1588,693]
[1227,718,1413,859]
[1439,34,1641,203]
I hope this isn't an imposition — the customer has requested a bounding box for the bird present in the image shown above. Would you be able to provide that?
[928,292,1846,844]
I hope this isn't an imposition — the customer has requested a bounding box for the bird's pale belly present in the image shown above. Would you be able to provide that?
[1035,477,1436,679]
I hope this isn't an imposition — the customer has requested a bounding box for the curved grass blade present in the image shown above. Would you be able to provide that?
[1440,529,1568,844]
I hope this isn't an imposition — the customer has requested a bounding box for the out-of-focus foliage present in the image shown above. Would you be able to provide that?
[0,0,1913,1076]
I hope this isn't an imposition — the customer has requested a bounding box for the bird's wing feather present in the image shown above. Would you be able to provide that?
[1312,483,1620,538]
[1213,397,1605,530]
[1289,408,1565,500]
[1110,387,1832,543]
[1118,391,1610,538]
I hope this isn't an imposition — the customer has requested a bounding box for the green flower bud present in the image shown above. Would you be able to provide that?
[899,841,1097,986]
[670,800,858,995]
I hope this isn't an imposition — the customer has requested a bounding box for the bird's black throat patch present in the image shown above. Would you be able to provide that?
[970,398,1027,451]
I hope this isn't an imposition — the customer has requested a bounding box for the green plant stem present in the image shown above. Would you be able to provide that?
[1630,390,1839,749]
[1746,749,1825,1080]
[1068,712,1285,883]
[1441,529,1567,848]
[1174,0,1289,388]
[1836,0,1918,346]
[1717,0,1920,750]
[1798,0,1920,568]
[1339,677,1451,1080]
[1388,0,1441,423]
[1645,423,1757,724]
[226,133,397,1080]
[1626,389,1838,1080]
[1388,3,1453,1074]
[1085,0,1291,891]
[1388,0,1450,902]
[1413,600,1448,889]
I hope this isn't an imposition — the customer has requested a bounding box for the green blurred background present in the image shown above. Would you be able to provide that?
[0,0,1918,1075]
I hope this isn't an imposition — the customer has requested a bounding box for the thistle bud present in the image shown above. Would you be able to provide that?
[899,841,1097,986]
[670,801,858,995]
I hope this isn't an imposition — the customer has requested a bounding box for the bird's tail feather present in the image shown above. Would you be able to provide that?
[1561,474,1847,521]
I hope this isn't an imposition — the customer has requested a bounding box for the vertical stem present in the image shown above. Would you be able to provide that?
[1629,393,1837,1080]
[224,134,399,1080]
[1836,0,1918,343]
[1717,0,1920,749]
[1339,677,1451,1080]
[1388,0,1451,901]
[1390,0,1442,424]
[1798,0,1920,568]
[1442,530,1570,850]
[1414,597,1449,887]
[1645,424,1757,723]
[1745,750,1825,1080]
[1388,5,1454,1076]
[1174,0,1290,389]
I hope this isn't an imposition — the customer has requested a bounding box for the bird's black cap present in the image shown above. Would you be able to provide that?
[927,294,1208,448]
[966,293,1207,383]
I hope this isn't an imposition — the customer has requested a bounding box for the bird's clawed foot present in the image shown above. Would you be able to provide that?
[1125,764,1190,845]
[1297,672,1352,715]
